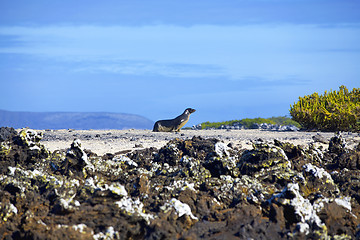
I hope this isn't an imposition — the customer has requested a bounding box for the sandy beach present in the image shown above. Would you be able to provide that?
[39,129,360,156]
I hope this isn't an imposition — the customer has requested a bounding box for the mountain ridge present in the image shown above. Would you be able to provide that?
[0,109,154,130]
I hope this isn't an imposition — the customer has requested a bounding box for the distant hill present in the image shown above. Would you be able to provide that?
[0,110,154,130]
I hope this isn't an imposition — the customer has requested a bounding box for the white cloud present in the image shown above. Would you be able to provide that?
[0,23,359,81]
[73,60,226,78]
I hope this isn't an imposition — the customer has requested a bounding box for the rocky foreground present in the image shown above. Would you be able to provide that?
[0,127,360,239]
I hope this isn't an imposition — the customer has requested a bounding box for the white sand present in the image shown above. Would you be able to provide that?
[38,129,359,156]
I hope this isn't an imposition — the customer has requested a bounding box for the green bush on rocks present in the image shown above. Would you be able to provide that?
[290,85,360,132]
[200,117,300,129]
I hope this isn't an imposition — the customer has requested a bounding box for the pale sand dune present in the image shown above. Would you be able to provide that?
[39,129,359,156]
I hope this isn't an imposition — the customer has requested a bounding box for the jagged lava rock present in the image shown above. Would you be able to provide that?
[0,127,360,239]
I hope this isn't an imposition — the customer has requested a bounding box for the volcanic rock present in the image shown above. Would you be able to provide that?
[0,127,359,239]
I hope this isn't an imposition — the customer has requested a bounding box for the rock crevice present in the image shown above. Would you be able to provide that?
[0,128,359,239]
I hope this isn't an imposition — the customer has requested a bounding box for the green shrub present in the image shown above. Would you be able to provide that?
[268,116,301,128]
[200,120,239,129]
[239,118,275,128]
[289,85,360,132]
[200,116,300,129]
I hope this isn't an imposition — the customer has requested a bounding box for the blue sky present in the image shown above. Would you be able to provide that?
[1,0,359,127]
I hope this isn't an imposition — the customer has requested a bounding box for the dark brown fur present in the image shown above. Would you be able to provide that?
[153,108,196,132]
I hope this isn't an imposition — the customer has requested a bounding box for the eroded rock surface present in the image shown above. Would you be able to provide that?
[1,128,359,239]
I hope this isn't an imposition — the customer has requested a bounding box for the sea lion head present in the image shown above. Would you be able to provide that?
[185,108,196,114]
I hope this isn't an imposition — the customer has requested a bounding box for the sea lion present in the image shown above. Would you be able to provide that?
[153,108,196,132]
